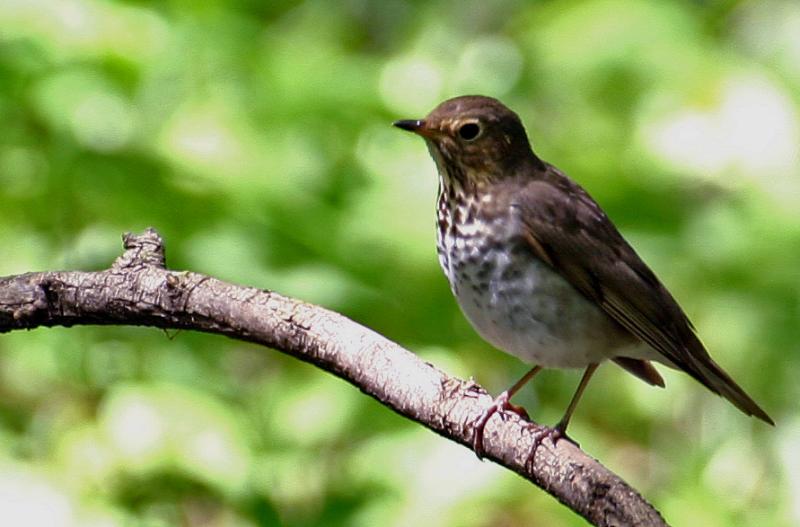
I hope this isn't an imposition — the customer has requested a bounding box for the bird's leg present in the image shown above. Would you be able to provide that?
[471,365,542,459]
[525,363,599,469]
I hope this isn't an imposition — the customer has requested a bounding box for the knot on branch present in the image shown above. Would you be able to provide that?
[113,228,167,270]
[0,273,50,330]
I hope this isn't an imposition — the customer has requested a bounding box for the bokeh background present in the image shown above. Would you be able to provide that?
[1,0,799,525]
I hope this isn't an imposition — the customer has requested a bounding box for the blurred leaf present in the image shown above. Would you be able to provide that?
[1,0,799,525]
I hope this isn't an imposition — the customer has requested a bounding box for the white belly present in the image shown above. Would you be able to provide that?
[438,212,634,368]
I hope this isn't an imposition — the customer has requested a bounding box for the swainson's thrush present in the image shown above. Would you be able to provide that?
[394,95,773,457]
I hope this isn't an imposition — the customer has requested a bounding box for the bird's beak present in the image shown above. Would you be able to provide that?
[393,119,436,138]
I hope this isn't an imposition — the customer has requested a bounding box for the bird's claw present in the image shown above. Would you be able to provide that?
[524,421,578,470]
[470,391,530,459]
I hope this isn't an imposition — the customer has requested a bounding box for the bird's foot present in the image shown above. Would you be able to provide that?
[470,390,530,460]
[524,420,578,470]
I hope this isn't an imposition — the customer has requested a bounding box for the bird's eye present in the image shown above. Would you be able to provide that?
[458,122,481,141]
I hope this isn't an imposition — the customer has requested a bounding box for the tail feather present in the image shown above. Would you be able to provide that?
[615,351,773,425]
[691,356,774,425]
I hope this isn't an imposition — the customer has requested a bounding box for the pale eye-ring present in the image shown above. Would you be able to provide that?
[457,122,481,141]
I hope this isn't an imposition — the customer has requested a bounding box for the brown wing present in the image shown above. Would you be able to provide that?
[512,165,773,425]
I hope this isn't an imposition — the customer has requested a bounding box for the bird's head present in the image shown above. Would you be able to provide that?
[394,95,537,187]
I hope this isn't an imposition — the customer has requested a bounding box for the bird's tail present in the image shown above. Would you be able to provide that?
[689,353,774,425]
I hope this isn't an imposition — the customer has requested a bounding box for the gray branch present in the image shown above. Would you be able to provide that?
[0,228,668,527]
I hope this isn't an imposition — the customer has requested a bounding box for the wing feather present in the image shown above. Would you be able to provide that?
[512,166,772,424]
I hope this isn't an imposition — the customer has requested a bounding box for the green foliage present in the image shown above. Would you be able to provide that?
[1,0,799,525]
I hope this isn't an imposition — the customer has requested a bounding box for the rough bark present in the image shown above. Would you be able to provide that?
[0,228,668,527]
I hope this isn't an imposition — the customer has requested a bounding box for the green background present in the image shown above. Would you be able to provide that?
[1,0,798,525]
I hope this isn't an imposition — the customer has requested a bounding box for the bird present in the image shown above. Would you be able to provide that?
[393,95,773,458]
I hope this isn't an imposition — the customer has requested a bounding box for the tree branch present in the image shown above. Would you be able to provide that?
[0,228,667,527]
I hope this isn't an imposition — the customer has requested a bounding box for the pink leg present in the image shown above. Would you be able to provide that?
[525,363,598,469]
[471,365,542,459]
